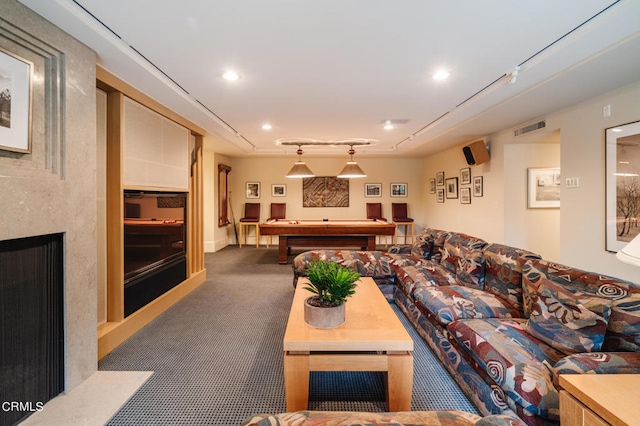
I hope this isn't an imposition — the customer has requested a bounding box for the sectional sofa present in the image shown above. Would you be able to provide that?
[291,228,640,425]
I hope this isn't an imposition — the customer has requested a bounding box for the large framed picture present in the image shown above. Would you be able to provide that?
[271,184,286,197]
[365,183,382,197]
[390,183,407,197]
[445,177,458,199]
[246,181,261,199]
[527,168,560,209]
[606,120,640,252]
[0,48,33,153]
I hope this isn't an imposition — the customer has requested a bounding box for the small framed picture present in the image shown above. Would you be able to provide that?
[473,176,483,197]
[460,167,471,185]
[429,178,436,194]
[445,177,458,199]
[437,189,445,203]
[390,183,408,197]
[365,183,382,197]
[246,181,260,199]
[460,187,471,204]
[436,171,445,186]
[527,168,560,208]
[272,184,286,197]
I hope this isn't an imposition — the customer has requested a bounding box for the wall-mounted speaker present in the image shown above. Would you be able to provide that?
[462,141,490,165]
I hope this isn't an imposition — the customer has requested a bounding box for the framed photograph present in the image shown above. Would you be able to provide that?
[246,181,261,199]
[365,183,382,198]
[445,177,458,199]
[429,178,436,194]
[271,184,286,197]
[436,189,445,203]
[527,168,560,209]
[0,48,33,153]
[460,167,471,185]
[460,187,471,204]
[606,120,640,252]
[436,171,445,186]
[390,183,408,197]
[473,176,483,197]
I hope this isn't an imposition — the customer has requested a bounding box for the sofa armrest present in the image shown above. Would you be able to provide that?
[552,352,640,386]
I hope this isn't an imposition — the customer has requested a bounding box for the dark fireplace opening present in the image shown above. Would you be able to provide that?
[0,234,64,426]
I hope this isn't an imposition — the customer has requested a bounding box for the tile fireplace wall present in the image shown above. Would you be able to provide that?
[0,0,98,393]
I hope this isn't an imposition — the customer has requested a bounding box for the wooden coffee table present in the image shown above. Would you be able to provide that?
[283,276,414,411]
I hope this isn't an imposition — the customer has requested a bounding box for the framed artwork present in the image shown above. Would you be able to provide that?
[436,189,445,203]
[473,176,483,197]
[436,171,445,186]
[606,120,640,252]
[527,168,560,209]
[429,178,436,194]
[365,183,382,197]
[460,167,471,185]
[445,177,458,199]
[0,48,33,153]
[390,183,408,197]
[303,176,349,207]
[272,184,286,197]
[246,181,261,199]
[460,187,471,204]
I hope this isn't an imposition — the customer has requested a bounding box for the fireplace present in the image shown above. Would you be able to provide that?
[0,234,64,426]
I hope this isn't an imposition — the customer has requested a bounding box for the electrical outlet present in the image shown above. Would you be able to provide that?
[566,177,580,188]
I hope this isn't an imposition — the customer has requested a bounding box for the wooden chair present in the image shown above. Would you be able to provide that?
[366,202,388,247]
[239,203,260,247]
[392,203,414,245]
[265,203,286,248]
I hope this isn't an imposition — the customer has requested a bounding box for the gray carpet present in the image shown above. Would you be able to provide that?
[99,246,478,425]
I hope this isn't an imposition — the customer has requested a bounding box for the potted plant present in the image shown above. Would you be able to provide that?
[303,260,360,328]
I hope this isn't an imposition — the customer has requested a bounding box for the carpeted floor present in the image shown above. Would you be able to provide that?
[99,246,478,425]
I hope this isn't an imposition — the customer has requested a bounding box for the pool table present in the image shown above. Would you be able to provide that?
[259,219,396,264]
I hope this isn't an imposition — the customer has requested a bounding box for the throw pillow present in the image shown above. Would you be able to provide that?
[524,280,613,355]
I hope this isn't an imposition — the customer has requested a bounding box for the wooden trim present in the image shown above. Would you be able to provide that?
[106,92,124,322]
[98,269,206,359]
[96,66,206,136]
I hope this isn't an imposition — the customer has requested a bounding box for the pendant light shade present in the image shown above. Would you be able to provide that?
[617,233,640,268]
[286,146,315,178]
[337,145,366,178]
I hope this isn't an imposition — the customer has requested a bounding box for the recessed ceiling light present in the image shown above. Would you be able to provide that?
[612,128,623,132]
[383,123,394,130]
[262,124,272,130]
[223,71,240,81]
[433,70,450,80]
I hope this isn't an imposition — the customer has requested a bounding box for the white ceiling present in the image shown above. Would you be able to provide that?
[19,0,640,158]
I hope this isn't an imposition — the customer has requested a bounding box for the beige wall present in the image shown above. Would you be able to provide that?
[204,156,425,247]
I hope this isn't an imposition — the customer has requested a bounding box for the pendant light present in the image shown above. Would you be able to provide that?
[338,145,366,178]
[286,145,315,178]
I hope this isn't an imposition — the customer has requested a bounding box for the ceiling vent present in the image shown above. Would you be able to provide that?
[514,120,546,137]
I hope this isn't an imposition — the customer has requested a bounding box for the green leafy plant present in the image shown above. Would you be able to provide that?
[304,260,360,307]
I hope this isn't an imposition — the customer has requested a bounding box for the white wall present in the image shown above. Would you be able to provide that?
[553,80,640,282]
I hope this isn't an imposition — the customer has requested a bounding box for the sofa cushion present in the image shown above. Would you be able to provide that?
[523,259,640,352]
[292,250,393,279]
[483,243,540,311]
[551,352,640,388]
[447,318,565,420]
[242,410,483,426]
[388,256,456,296]
[440,232,488,290]
[524,280,612,354]
[414,285,523,326]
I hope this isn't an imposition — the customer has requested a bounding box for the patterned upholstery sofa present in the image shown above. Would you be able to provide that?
[291,228,640,426]
[242,410,525,426]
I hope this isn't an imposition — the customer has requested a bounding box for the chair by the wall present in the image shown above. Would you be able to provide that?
[366,202,388,247]
[392,203,414,245]
[265,203,286,248]
[239,203,261,248]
